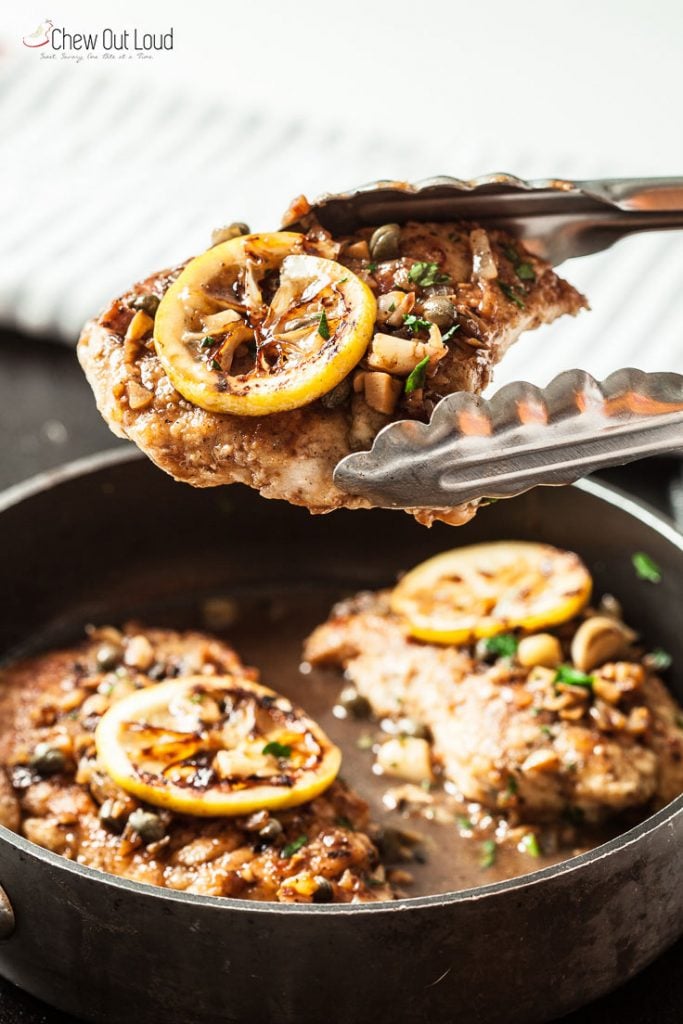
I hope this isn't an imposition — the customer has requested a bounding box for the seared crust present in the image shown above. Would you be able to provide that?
[0,626,392,902]
[78,220,586,521]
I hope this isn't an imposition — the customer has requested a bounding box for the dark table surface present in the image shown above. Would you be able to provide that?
[0,329,681,1023]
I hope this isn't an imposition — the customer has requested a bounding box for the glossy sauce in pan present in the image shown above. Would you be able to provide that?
[207,585,628,897]
[10,581,641,899]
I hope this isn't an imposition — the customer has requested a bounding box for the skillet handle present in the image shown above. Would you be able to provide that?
[0,883,15,940]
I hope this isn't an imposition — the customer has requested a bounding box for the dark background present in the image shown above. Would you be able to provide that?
[0,329,680,1023]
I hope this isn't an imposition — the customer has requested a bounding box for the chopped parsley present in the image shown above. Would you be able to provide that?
[480,839,497,869]
[540,725,553,738]
[520,832,541,858]
[505,775,518,796]
[403,313,432,334]
[555,665,594,688]
[632,551,662,583]
[408,261,449,288]
[484,633,518,658]
[498,281,526,309]
[404,355,430,395]
[503,245,536,283]
[516,262,536,281]
[456,815,473,831]
[200,335,217,349]
[317,310,330,341]
[367,261,378,273]
[262,741,292,759]
[210,358,222,372]
[280,835,308,859]
[441,324,460,342]
[647,648,672,671]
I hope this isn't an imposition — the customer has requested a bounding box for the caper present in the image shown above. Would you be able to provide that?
[338,685,372,719]
[369,223,401,262]
[29,743,66,776]
[422,296,456,329]
[211,222,251,246]
[320,376,352,410]
[130,293,160,318]
[376,826,422,863]
[99,798,129,835]
[129,808,165,844]
[312,877,334,903]
[95,641,123,672]
[258,819,283,843]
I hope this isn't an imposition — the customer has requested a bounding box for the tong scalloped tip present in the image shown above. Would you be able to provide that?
[333,369,683,509]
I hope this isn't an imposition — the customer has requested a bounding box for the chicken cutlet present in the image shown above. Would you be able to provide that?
[0,625,393,903]
[305,571,683,825]
[78,207,586,525]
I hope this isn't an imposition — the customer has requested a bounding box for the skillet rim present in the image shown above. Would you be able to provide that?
[0,446,680,916]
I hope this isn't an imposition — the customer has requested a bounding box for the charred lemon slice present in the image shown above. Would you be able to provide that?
[391,541,592,645]
[96,675,341,816]
[153,232,376,415]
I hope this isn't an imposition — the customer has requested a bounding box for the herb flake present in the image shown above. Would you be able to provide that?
[646,648,672,671]
[520,832,541,858]
[480,839,497,869]
[404,355,430,395]
[555,665,594,688]
[210,358,222,372]
[280,835,308,859]
[317,310,330,341]
[498,281,526,309]
[632,552,662,583]
[403,313,432,335]
[200,335,217,349]
[485,633,519,658]
[515,262,536,281]
[262,741,292,759]
[503,245,536,283]
[441,324,460,342]
[408,261,449,288]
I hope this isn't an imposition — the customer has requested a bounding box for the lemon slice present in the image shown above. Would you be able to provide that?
[153,232,377,415]
[95,675,341,816]
[391,541,592,645]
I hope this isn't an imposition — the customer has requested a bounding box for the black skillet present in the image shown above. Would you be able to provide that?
[0,449,681,1024]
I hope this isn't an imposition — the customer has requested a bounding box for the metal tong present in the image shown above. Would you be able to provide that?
[285,175,683,509]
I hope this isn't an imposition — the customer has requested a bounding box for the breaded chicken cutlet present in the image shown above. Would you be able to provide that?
[78,206,585,526]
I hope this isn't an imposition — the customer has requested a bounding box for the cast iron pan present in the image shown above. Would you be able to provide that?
[0,449,681,1024]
